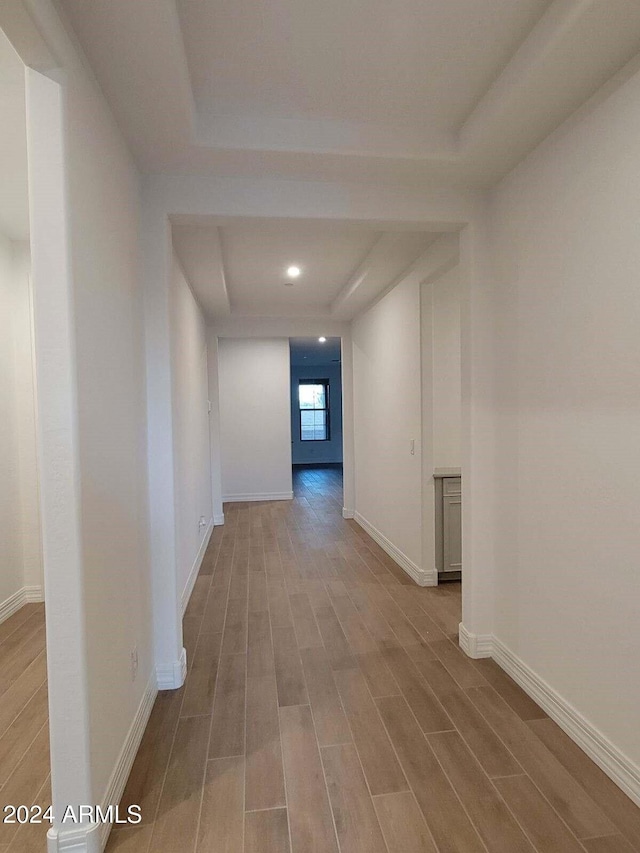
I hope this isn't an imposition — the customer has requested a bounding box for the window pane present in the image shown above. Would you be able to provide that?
[313,411,327,440]
[299,384,317,409]
[299,381,329,440]
[313,385,326,408]
[299,383,325,409]
[301,410,315,427]
[301,409,315,441]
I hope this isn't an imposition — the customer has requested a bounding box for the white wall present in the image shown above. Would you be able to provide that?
[483,62,640,776]
[170,252,212,598]
[352,245,461,584]
[218,338,293,501]
[352,279,423,571]
[6,2,155,832]
[65,60,151,810]
[290,362,343,465]
[207,334,224,523]
[0,234,24,607]
[431,265,461,469]
[0,235,42,609]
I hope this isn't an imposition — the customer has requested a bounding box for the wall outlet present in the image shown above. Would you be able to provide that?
[130,646,138,682]
[199,515,207,531]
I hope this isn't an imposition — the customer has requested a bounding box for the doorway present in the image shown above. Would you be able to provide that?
[289,337,344,510]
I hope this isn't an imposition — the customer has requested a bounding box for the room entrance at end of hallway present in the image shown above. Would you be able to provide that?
[289,336,344,508]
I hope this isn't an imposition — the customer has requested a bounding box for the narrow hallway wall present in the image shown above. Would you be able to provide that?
[431,265,461,470]
[352,277,423,578]
[170,251,213,606]
[0,234,26,609]
[481,58,640,791]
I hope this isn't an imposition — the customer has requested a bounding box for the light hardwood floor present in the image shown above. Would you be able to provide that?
[0,600,50,852]
[107,467,640,853]
[3,469,638,852]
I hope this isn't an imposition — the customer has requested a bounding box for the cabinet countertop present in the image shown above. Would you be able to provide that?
[433,467,461,479]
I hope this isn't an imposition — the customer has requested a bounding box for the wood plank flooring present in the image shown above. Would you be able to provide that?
[0,601,49,852]
[101,466,640,852]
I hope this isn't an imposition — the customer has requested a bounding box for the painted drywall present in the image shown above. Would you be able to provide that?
[290,363,343,465]
[0,235,42,610]
[218,338,293,501]
[352,279,422,570]
[170,251,213,598]
[10,242,42,594]
[431,265,461,469]
[14,1,154,819]
[484,62,640,772]
[67,60,152,809]
[0,233,24,608]
[26,64,96,830]
[207,335,224,523]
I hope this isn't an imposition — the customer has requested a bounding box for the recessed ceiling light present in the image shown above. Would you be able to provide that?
[287,265,301,278]
[318,336,326,343]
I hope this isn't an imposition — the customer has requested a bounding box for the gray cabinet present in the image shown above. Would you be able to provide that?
[434,472,461,580]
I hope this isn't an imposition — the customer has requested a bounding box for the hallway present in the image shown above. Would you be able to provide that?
[107,470,640,853]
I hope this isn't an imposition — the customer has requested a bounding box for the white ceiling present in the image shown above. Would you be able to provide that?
[171,216,437,320]
[176,0,549,132]
[57,0,640,186]
[52,0,640,319]
[290,337,341,367]
[221,221,378,316]
[0,28,29,241]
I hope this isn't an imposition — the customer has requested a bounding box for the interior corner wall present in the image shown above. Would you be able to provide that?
[170,252,213,600]
[290,362,343,465]
[485,61,640,777]
[218,338,293,502]
[352,279,422,572]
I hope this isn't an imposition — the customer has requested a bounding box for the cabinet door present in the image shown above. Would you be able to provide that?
[443,493,462,573]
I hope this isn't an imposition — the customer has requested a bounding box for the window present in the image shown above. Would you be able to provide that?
[299,380,330,441]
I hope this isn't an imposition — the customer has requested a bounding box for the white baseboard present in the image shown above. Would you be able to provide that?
[46,674,157,852]
[353,512,437,587]
[458,622,493,659]
[0,585,45,625]
[213,513,225,526]
[342,508,354,519]
[493,635,640,808]
[181,519,213,616]
[0,589,27,624]
[47,822,102,852]
[458,627,640,808]
[25,585,45,602]
[99,674,157,848]
[222,492,293,503]
[156,647,187,690]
